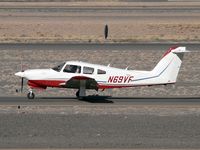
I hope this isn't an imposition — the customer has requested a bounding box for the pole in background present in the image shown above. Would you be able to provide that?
[104,24,108,39]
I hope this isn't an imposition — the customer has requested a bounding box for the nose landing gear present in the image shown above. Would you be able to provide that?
[27,90,35,99]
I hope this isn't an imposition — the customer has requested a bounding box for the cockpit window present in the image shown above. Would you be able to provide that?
[97,69,106,74]
[52,62,65,72]
[63,65,81,73]
[83,66,94,74]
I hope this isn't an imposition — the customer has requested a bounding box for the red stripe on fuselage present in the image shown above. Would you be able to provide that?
[98,84,133,89]
[28,80,65,88]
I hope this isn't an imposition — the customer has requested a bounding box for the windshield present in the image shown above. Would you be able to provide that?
[52,62,65,72]
[63,65,81,73]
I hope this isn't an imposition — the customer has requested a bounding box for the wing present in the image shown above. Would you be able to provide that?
[59,76,98,90]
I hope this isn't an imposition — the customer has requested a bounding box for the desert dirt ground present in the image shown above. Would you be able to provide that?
[1,49,200,97]
[0,2,200,43]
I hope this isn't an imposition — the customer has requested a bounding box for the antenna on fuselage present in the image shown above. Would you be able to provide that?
[125,66,129,70]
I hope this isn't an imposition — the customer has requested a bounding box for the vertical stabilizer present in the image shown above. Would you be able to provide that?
[151,46,186,83]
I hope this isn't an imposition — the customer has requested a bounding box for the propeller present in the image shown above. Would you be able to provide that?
[15,53,26,93]
[20,77,24,93]
[21,60,24,93]
[20,60,24,93]
[15,65,25,93]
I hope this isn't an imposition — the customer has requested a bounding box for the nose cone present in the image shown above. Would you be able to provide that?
[15,71,24,77]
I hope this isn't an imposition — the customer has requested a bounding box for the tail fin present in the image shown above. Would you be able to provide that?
[151,46,187,84]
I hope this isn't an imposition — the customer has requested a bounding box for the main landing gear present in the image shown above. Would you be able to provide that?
[76,89,86,100]
[76,80,86,99]
[27,90,35,99]
[76,90,80,98]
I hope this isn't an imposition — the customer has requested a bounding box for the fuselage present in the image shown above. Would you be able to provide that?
[15,60,175,90]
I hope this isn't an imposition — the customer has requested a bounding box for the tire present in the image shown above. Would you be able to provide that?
[76,90,80,98]
[27,92,35,99]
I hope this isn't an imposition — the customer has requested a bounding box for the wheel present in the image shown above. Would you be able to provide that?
[76,90,80,98]
[27,92,35,99]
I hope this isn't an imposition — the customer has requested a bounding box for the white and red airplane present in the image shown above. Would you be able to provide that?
[15,46,188,99]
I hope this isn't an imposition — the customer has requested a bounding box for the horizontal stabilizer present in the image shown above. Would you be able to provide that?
[171,47,189,53]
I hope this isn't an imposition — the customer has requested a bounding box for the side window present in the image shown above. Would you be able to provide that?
[97,69,106,74]
[83,66,94,74]
[63,65,81,73]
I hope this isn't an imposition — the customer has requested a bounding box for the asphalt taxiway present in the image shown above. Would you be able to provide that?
[0,1,199,15]
[0,96,199,105]
[0,43,200,51]
[0,97,200,149]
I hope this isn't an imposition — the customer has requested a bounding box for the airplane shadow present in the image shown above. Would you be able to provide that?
[80,96,113,103]
[38,96,113,103]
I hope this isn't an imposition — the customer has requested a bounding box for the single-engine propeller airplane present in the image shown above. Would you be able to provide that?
[15,46,188,99]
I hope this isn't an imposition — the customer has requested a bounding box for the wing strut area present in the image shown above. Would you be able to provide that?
[79,80,86,97]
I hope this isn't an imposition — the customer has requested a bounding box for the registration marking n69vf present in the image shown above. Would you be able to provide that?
[108,76,134,83]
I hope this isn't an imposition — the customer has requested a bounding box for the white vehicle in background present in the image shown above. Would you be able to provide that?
[15,46,188,99]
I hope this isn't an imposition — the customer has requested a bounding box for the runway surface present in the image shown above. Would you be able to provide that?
[0,3,199,14]
[1,7,200,14]
[0,43,200,51]
[0,97,200,149]
[0,1,199,23]
[0,97,200,148]
[0,96,200,105]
